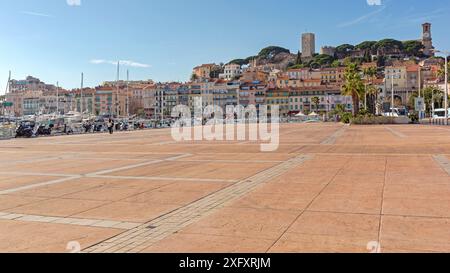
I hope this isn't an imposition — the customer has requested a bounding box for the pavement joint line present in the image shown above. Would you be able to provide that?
[385,126,407,138]
[82,154,314,253]
[433,155,450,175]
[0,176,80,195]
[0,153,194,195]
[0,171,78,178]
[91,175,237,183]
[88,153,192,176]
[0,212,141,230]
[320,125,348,145]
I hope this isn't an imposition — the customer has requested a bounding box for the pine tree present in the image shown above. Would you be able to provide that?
[296,51,302,65]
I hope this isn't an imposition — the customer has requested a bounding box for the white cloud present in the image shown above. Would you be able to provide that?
[20,11,53,18]
[367,0,382,6]
[90,59,151,68]
[119,60,151,68]
[67,0,81,6]
[338,5,386,27]
[90,59,106,64]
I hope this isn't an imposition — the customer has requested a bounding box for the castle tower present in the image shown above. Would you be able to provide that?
[302,33,316,59]
[422,23,434,57]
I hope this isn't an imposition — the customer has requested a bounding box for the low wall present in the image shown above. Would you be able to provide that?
[0,126,15,139]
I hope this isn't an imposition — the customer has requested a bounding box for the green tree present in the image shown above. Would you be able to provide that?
[136,108,145,118]
[336,44,355,53]
[402,40,425,57]
[245,56,258,65]
[311,97,320,112]
[228,59,248,66]
[288,64,305,69]
[341,63,365,116]
[258,46,290,59]
[363,67,378,113]
[331,60,341,68]
[438,61,450,82]
[190,73,199,82]
[314,54,336,66]
[355,41,377,52]
[295,51,302,65]
[374,39,404,53]
[409,86,445,116]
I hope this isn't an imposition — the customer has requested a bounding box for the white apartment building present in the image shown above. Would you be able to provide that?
[219,64,242,80]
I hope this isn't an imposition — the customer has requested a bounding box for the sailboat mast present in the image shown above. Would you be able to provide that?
[116,61,120,117]
[126,69,129,117]
[56,81,59,114]
[80,73,84,114]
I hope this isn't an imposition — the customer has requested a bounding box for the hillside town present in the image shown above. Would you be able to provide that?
[1,23,448,121]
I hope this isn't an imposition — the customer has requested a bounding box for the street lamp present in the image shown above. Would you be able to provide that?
[387,69,398,117]
[434,49,449,125]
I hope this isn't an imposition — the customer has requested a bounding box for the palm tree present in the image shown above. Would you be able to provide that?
[311,97,320,112]
[342,63,365,116]
[363,67,378,113]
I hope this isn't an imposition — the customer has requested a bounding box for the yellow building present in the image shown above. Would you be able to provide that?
[320,67,345,84]
[265,88,290,117]
[193,64,219,80]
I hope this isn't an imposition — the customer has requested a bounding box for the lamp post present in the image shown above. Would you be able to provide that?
[434,49,449,125]
[80,73,84,114]
[387,69,397,117]
[56,81,59,115]
[418,65,422,119]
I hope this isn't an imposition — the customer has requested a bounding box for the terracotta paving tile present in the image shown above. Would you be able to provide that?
[230,192,313,211]
[385,174,450,185]
[108,161,276,180]
[0,220,121,253]
[141,233,274,253]
[6,198,109,218]
[380,216,450,252]
[253,183,326,196]
[180,207,300,240]
[384,183,450,200]
[8,159,148,175]
[286,211,380,238]
[73,177,174,190]
[309,195,382,214]
[157,181,233,194]
[73,202,179,223]
[383,197,450,218]
[269,233,374,253]
[331,174,385,185]
[0,195,47,211]
[11,180,106,198]
[63,186,150,202]
[0,176,61,191]
[123,190,211,205]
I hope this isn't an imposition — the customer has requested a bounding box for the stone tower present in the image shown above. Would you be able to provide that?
[302,33,316,59]
[422,23,434,57]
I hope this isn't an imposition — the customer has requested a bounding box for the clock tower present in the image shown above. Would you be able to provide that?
[422,23,434,57]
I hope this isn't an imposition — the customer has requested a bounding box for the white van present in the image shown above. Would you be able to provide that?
[432,109,450,119]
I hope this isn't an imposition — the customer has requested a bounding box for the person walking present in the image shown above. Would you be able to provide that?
[107,119,114,135]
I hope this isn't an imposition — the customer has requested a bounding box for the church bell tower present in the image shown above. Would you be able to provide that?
[422,23,434,57]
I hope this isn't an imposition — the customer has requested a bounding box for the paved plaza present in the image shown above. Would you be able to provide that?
[1,123,450,253]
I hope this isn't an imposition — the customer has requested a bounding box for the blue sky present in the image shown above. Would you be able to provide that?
[0,0,449,91]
